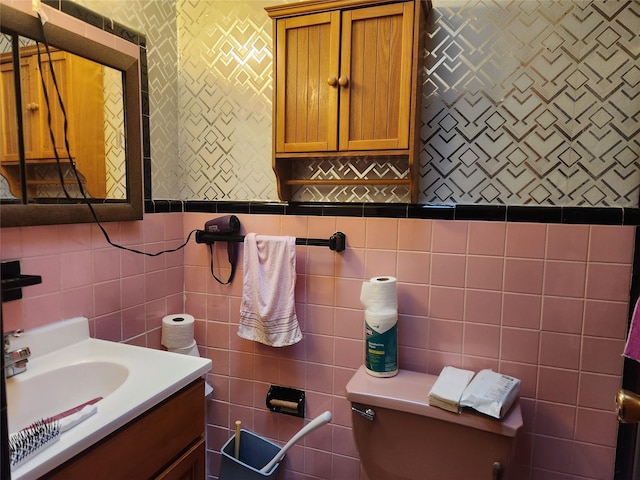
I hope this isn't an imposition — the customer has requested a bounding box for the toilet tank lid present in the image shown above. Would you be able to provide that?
[346,366,523,438]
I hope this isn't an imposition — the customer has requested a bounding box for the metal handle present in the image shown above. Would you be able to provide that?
[617,389,640,423]
[6,347,30,362]
[351,406,375,421]
[3,329,23,351]
[4,329,24,337]
[493,461,503,480]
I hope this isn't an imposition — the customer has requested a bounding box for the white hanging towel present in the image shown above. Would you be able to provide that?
[238,233,302,347]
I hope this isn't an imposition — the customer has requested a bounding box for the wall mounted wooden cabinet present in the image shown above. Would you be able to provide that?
[266,0,428,202]
[0,45,106,198]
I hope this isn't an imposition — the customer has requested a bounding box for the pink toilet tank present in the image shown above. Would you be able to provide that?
[346,366,523,480]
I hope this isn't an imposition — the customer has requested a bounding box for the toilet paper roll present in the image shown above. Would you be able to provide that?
[360,276,397,313]
[167,339,199,356]
[166,339,214,398]
[161,314,195,349]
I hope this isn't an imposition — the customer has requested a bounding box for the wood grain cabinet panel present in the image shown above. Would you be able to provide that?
[339,2,414,151]
[43,380,206,480]
[266,0,428,201]
[276,11,340,153]
[0,46,106,198]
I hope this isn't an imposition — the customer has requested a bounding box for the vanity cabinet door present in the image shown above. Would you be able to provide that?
[43,380,206,480]
[156,438,206,480]
[275,11,341,153]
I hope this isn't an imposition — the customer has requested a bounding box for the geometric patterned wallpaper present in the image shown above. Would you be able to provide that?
[78,0,180,200]
[176,0,639,206]
[176,1,276,201]
[102,67,127,200]
[74,0,639,207]
[421,0,640,206]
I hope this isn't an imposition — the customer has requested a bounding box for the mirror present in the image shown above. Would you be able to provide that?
[0,3,143,227]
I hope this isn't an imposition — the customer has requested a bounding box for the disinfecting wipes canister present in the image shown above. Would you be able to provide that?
[364,310,398,377]
[361,277,399,378]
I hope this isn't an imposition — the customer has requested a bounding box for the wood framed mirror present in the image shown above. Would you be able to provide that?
[0,2,143,227]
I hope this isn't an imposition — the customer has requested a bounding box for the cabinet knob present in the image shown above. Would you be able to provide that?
[26,102,39,111]
[327,76,338,87]
[338,76,349,87]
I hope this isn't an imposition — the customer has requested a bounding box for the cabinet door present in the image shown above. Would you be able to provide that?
[1,51,74,161]
[0,60,19,162]
[36,50,75,160]
[339,2,414,151]
[0,54,39,162]
[275,11,341,153]
[156,438,205,480]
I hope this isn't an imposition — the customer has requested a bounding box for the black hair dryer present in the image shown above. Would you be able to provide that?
[203,215,240,284]
[204,215,240,234]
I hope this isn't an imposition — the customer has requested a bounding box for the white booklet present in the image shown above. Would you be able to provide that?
[428,366,475,413]
[460,369,521,419]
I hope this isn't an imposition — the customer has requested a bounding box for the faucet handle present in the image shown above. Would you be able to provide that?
[6,347,31,362]
[4,329,24,337]
[3,329,24,350]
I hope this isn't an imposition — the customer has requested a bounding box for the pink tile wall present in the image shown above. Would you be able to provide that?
[0,214,185,346]
[1,213,636,480]
[182,214,635,480]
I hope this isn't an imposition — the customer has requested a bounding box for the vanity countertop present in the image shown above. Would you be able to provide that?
[6,317,211,480]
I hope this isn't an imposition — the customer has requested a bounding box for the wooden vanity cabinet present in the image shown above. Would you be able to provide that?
[265,0,427,201]
[43,379,206,480]
[0,45,107,198]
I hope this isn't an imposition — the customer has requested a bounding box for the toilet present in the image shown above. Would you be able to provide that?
[346,366,523,480]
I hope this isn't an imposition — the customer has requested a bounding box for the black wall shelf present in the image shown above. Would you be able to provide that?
[1,260,42,302]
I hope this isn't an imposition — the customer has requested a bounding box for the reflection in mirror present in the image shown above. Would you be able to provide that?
[0,35,126,201]
[0,2,143,227]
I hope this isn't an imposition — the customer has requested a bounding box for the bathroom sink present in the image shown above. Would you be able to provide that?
[6,317,211,480]
[6,361,129,432]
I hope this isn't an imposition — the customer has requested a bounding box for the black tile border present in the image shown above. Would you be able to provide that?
[51,1,146,47]
[562,207,623,225]
[455,204,506,221]
[364,203,407,218]
[58,1,103,30]
[408,204,455,220]
[145,201,640,226]
[505,206,563,223]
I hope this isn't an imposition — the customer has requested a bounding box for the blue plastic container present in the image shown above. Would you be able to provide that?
[218,429,283,480]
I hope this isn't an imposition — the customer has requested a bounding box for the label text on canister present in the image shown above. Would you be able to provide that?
[365,322,398,373]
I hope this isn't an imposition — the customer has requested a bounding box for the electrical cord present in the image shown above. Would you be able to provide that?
[34,13,194,257]
[208,243,237,284]
[34,44,73,199]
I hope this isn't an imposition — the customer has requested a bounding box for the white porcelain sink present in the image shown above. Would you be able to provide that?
[6,317,211,480]
[7,361,129,432]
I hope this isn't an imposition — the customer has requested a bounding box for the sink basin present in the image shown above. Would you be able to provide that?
[6,316,212,480]
[7,361,129,432]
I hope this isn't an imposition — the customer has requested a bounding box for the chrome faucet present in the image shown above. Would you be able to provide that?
[3,329,30,378]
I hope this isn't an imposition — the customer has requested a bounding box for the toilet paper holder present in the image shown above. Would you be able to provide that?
[266,385,305,418]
